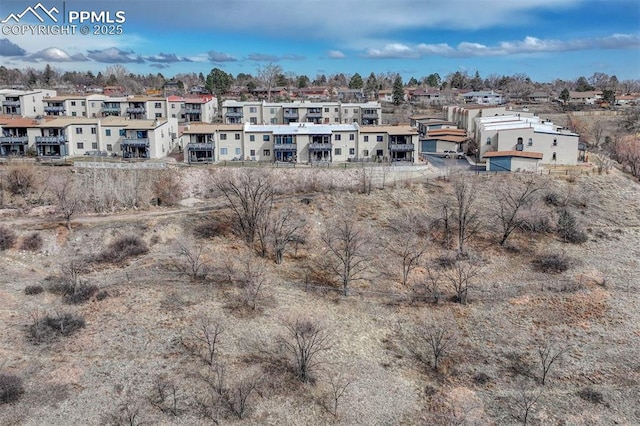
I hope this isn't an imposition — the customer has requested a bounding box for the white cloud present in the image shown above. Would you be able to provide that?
[327,50,345,59]
[87,47,144,63]
[25,47,88,62]
[363,43,418,59]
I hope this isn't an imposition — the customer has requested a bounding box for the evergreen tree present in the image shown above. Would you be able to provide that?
[348,73,364,89]
[205,67,232,96]
[392,74,404,105]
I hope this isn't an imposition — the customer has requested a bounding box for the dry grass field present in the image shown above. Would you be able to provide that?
[0,164,639,425]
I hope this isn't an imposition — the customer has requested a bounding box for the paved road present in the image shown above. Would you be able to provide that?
[423,154,482,172]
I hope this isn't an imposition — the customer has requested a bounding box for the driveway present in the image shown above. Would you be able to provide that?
[423,154,482,172]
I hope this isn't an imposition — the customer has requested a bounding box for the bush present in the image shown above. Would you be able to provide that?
[543,192,562,207]
[532,253,571,273]
[63,284,98,304]
[29,312,85,343]
[577,388,607,406]
[193,216,233,239]
[96,290,109,301]
[94,235,149,264]
[557,209,588,244]
[24,284,44,295]
[0,373,24,404]
[20,233,43,251]
[0,226,17,251]
[152,170,182,207]
[5,166,36,196]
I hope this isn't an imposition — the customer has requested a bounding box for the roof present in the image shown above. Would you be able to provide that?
[359,125,418,135]
[484,150,543,160]
[0,116,48,127]
[245,122,358,135]
[423,135,470,143]
[101,116,168,129]
[426,128,467,136]
[183,124,243,134]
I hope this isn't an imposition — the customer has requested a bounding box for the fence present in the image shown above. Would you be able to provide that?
[74,161,166,170]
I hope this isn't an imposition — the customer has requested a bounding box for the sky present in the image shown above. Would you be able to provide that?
[0,0,639,83]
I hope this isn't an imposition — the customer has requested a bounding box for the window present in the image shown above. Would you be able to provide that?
[363,149,369,156]
[250,149,256,156]
[335,134,341,141]
[220,133,227,140]
[270,108,277,114]
[81,101,85,106]
[343,109,347,114]
[486,137,491,145]
[221,147,228,155]
[324,108,329,112]
[250,117,257,124]
[364,135,369,142]
[376,149,384,157]
[171,104,176,109]
[72,112,77,117]
[235,133,241,140]
[376,135,383,142]
[349,148,355,155]
[106,144,112,151]
[263,135,270,141]
[334,118,339,122]
[155,113,162,118]
[71,101,76,106]
[76,142,84,149]
[516,137,524,151]
[249,107,257,113]
[235,147,241,155]
[91,127,97,134]
[250,135,255,142]
[349,134,355,141]
[552,152,557,161]
[263,149,270,156]
[75,128,83,134]
[92,142,98,149]
[553,138,558,146]
[171,114,176,118]
[528,138,533,146]
[334,108,338,112]
[334,148,342,155]
[270,118,278,124]
[91,102,95,108]
[155,102,161,108]
[119,129,126,136]
[105,129,111,136]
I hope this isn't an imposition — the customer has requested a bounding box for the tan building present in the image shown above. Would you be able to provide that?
[0,89,56,117]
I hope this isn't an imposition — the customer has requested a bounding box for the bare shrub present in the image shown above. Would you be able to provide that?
[532,253,571,273]
[278,318,332,383]
[28,310,86,343]
[152,169,182,206]
[148,376,186,417]
[24,284,44,295]
[64,283,98,304]
[174,238,210,281]
[94,235,149,265]
[6,165,36,196]
[577,387,607,406]
[510,379,544,425]
[412,263,443,304]
[198,362,260,421]
[193,215,233,239]
[47,261,97,304]
[0,226,17,250]
[235,257,269,311]
[450,176,481,254]
[19,232,43,251]
[326,375,351,417]
[492,176,543,245]
[181,316,224,366]
[535,338,569,385]
[0,373,25,404]
[102,397,145,426]
[408,316,457,371]
[270,208,306,264]
[446,259,483,305]
[51,173,83,230]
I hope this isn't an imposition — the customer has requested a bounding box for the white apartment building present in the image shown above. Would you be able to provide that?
[182,122,418,164]
[0,89,56,117]
[221,100,382,126]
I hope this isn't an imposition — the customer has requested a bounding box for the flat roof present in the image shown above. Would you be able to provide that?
[183,123,243,134]
[422,135,470,143]
[484,150,543,160]
[245,122,358,134]
[359,125,418,135]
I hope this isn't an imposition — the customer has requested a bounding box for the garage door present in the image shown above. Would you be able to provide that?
[421,140,437,152]
[488,156,511,171]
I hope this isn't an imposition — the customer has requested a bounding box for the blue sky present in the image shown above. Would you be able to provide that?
[1,0,639,83]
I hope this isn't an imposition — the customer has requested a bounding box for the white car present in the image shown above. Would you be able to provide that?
[442,150,465,159]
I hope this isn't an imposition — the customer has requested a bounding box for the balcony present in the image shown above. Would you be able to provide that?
[184,107,202,114]
[44,105,65,113]
[389,143,415,152]
[308,142,332,151]
[0,136,28,144]
[35,135,67,144]
[121,138,150,147]
[187,143,214,151]
[103,105,121,113]
[306,110,322,118]
[2,100,20,107]
[225,110,243,117]
[126,107,146,114]
[274,143,297,151]
[362,112,379,119]
[284,110,299,119]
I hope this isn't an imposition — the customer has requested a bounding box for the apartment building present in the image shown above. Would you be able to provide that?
[0,116,177,159]
[182,122,418,165]
[0,89,56,117]
[221,100,382,126]
[475,114,579,166]
[444,104,510,134]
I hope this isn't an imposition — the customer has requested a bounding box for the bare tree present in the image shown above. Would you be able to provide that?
[175,238,210,280]
[446,260,482,305]
[270,208,306,264]
[198,362,260,421]
[326,375,351,417]
[217,169,274,245]
[413,262,443,304]
[388,234,429,287]
[409,317,457,371]
[103,396,145,426]
[321,216,370,296]
[257,62,283,102]
[493,176,543,246]
[510,379,544,425]
[451,177,481,254]
[536,338,569,385]
[181,316,224,366]
[236,256,269,311]
[279,318,332,383]
[51,173,83,230]
[148,377,185,417]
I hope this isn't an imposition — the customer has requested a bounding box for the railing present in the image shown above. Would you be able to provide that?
[389,143,415,152]
[308,142,332,150]
[126,107,146,113]
[284,111,299,118]
[273,143,297,151]
[225,111,243,117]
[362,112,379,119]
[44,106,65,113]
[121,138,149,147]
[103,106,121,112]
[187,143,214,151]
[35,135,66,144]
[0,136,28,144]
[2,100,20,107]
[184,107,202,114]
[306,111,322,118]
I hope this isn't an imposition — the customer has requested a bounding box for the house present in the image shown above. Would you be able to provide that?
[358,125,419,163]
[0,116,43,156]
[378,89,393,103]
[444,105,510,134]
[461,90,503,105]
[420,128,470,153]
[484,151,543,172]
[527,91,553,104]
[568,91,602,105]
[337,88,365,102]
